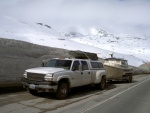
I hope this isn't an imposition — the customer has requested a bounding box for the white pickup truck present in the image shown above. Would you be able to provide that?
[21,58,106,99]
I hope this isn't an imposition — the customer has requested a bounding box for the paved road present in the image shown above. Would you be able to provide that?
[82,75,150,113]
[0,74,150,113]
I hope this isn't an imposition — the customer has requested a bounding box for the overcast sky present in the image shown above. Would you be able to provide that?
[0,0,150,35]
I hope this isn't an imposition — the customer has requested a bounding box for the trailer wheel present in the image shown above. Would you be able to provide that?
[127,75,132,83]
[56,82,69,99]
[97,76,106,90]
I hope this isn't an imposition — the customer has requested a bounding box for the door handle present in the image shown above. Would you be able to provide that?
[81,72,83,75]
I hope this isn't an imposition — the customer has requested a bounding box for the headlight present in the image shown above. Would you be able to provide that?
[44,73,53,81]
[23,72,27,78]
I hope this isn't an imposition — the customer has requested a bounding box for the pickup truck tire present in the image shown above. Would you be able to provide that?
[28,89,38,96]
[56,82,69,99]
[97,76,106,90]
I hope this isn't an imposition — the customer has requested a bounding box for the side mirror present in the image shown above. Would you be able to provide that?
[42,62,45,67]
[72,65,83,71]
[72,66,76,71]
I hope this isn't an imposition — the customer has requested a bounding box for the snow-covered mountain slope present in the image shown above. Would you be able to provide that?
[0,16,63,41]
[0,16,148,67]
[71,28,150,62]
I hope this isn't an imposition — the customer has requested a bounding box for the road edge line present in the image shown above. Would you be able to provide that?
[80,76,150,113]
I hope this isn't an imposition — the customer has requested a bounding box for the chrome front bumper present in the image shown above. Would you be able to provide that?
[21,78,58,92]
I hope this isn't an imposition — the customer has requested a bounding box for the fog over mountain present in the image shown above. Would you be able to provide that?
[0,0,150,35]
[0,0,150,67]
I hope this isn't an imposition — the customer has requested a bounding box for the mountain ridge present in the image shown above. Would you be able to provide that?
[0,16,149,66]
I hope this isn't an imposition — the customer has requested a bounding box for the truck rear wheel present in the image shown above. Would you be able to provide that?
[56,82,69,99]
[97,76,106,90]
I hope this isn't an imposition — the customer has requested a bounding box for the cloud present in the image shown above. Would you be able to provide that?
[0,0,150,35]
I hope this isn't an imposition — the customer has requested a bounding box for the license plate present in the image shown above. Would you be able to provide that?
[29,84,35,89]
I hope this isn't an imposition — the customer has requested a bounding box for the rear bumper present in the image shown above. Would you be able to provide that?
[21,78,58,92]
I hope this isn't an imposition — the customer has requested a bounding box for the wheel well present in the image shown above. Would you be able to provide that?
[98,75,106,83]
[58,78,70,86]
[102,75,106,79]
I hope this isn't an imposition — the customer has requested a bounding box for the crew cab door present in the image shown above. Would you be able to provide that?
[70,60,82,87]
[81,61,92,85]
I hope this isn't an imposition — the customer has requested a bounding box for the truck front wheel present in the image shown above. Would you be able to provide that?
[28,89,38,96]
[56,82,69,99]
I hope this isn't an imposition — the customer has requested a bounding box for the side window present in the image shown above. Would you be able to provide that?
[91,62,103,68]
[91,62,99,68]
[72,61,80,70]
[81,61,89,70]
[98,62,104,68]
[122,61,127,65]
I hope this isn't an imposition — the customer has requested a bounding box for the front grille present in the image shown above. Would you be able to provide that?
[27,73,45,81]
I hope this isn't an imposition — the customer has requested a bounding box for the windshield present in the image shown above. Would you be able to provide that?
[45,59,72,69]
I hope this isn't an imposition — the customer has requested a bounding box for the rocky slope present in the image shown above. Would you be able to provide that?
[0,38,71,82]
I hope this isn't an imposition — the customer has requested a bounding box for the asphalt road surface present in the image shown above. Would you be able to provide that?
[0,74,150,113]
[82,75,150,113]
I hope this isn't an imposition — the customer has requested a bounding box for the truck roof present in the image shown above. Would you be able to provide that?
[52,58,101,62]
[68,50,98,60]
